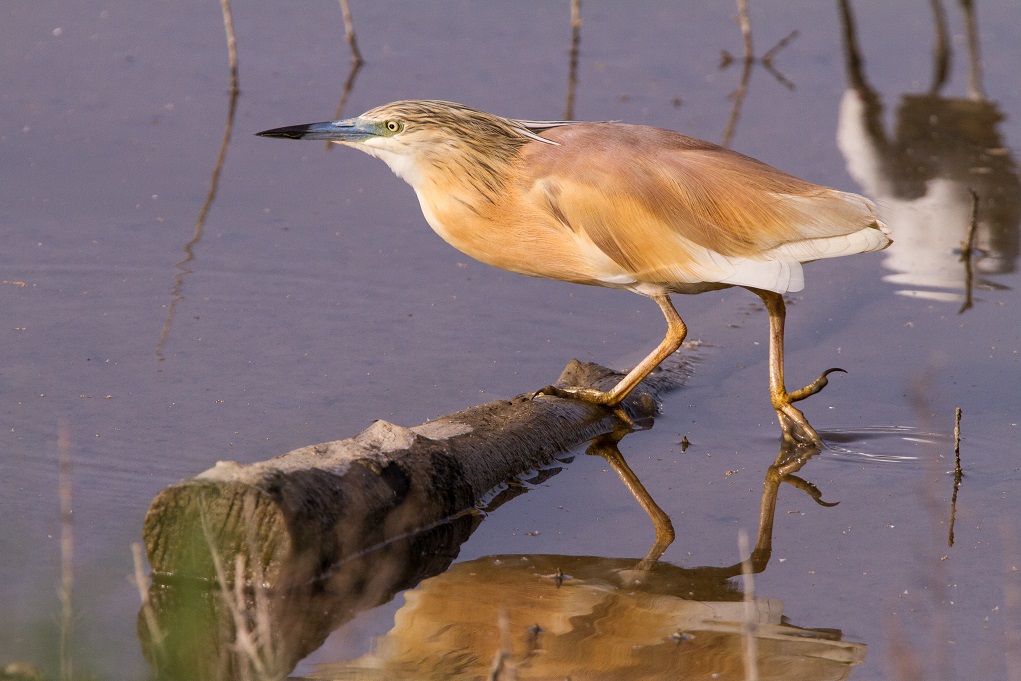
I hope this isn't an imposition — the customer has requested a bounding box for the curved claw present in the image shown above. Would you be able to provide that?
[784,474,840,507]
[786,367,847,404]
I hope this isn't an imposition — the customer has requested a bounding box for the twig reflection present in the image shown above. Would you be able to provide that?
[959,189,980,313]
[719,0,798,147]
[156,0,240,361]
[324,0,364,151]
[563,0,582,121]
[927,0,951,94]
[324,61,363,154]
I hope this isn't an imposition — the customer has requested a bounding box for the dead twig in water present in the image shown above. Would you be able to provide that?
[953,407,962,460]
[220,0,239,96]
[736,0,752,58]
[339,0,363,67]
[948,407,963,547]
[759,31,799,90]
[958,189,980,314]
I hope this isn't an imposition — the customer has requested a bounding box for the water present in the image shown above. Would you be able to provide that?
[2,1,1019,678]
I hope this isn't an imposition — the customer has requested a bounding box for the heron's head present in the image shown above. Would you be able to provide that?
[257,100,547,189]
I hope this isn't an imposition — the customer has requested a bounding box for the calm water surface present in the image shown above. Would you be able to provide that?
[2,1,1019,679]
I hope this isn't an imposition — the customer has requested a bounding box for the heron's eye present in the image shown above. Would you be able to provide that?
[383,120,404,134]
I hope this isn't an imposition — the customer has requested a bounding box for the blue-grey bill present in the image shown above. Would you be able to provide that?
[256,119,371,141]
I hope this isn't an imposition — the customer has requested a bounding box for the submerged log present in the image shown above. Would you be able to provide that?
[143,359,682,586]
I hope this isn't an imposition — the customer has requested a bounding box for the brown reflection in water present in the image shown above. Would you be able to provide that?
[298,438,857,681]
[138,429,848,680]
[155,0,240,362]
[837,0,1020,307]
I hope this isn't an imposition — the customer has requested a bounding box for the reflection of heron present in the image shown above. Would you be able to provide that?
[259,100,890,444]
[309,438,858,681]
[140,422,838,679]
[837,0,1020,305]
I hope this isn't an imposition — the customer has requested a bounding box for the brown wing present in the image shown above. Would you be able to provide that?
[521,123,888,292]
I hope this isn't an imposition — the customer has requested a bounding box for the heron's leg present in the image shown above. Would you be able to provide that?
[539,294,687,407]
[753,290,844,445]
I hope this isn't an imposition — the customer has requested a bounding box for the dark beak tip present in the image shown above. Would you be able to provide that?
[255,124,313,140]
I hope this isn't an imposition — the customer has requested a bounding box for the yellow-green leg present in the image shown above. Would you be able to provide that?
[752,289,844,445]
[539,294,687,407]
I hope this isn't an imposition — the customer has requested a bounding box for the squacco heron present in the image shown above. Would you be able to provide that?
[258,100,890,443]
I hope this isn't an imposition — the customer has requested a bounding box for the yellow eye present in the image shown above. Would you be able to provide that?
[384,120,403,133]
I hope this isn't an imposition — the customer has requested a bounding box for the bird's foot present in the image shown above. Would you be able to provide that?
[771,368,845,447]
[532,385,634,427]
[776,404,824,448]
[533,384,620,406]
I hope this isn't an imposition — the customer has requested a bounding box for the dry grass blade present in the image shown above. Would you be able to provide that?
[739,529,760,681]
[196,501,283,681]
[58,421,73,681]
[487,608,515,681]
[132,543,165,655]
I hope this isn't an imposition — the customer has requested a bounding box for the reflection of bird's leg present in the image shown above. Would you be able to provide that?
[540,294,687,407]
[959,0,985,100]
[752,290,844,445]
[586,429,675,567]
[750,434,827,568]
[927,0,952,95]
